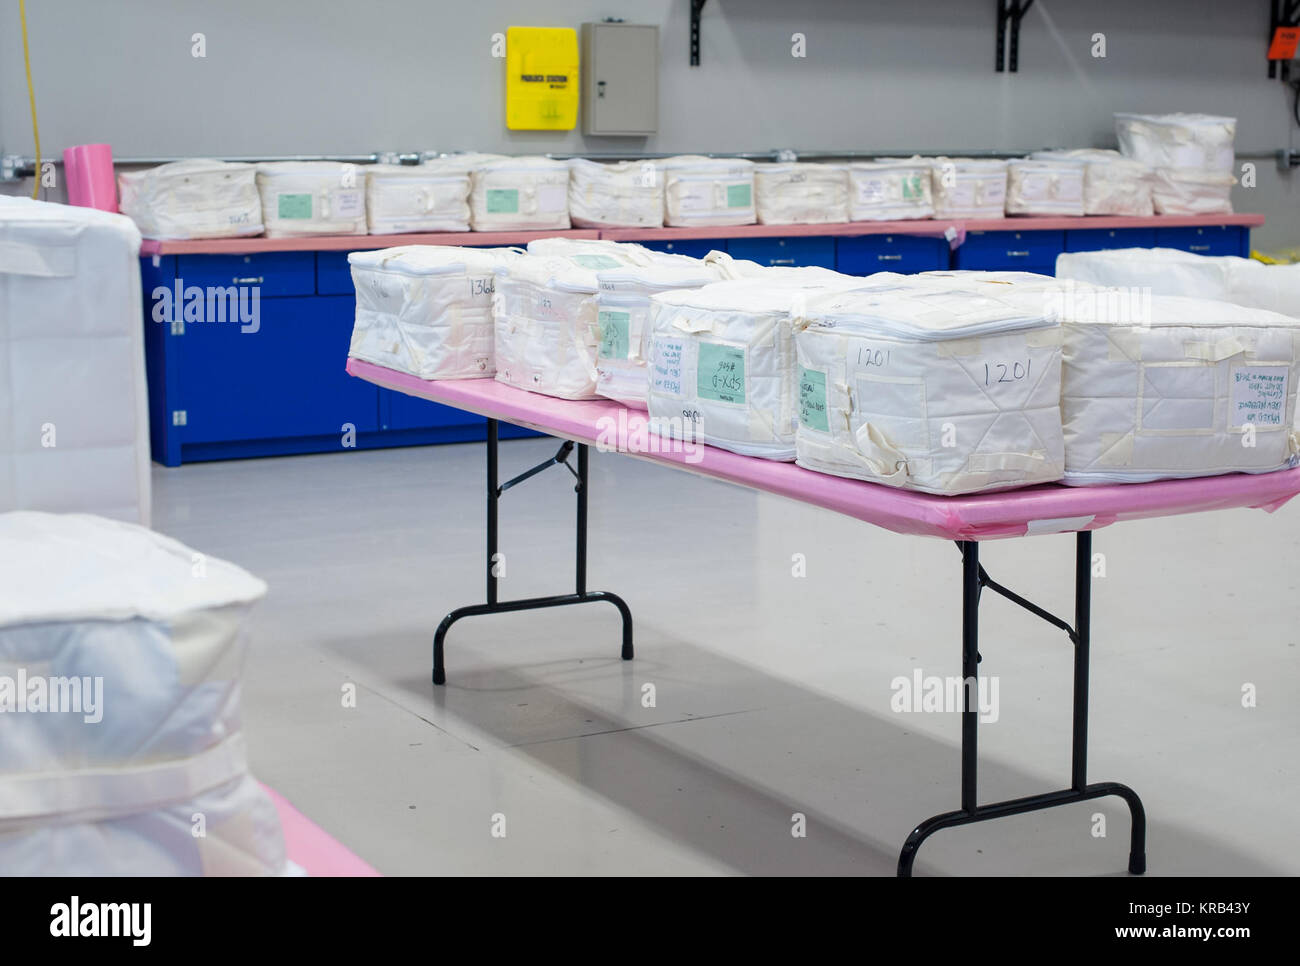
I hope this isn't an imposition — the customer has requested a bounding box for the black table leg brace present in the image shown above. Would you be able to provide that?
[432,418,633,686]
[896,532,1146,876]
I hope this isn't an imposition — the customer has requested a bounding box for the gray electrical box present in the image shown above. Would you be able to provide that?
[581,22,658,136]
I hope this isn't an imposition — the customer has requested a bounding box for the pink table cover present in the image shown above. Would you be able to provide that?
[347,359,1300,542]
[265,785,380,877]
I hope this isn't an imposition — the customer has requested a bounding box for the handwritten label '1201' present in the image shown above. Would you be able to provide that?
[984,358,1031,385]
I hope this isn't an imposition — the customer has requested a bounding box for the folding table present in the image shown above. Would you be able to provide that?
[347,358,1300,876]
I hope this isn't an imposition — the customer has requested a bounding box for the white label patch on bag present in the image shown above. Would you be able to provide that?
[856,178,886,204]
[677,183,712,211]
[651,337,685,396]
[537,184,568,212]
[335,190,364,218]
[1230,366,1289,427]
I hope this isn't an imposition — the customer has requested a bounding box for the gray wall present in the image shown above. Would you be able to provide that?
[3,0,1297,246]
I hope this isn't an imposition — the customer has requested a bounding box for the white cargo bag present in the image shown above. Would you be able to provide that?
[470,158,570,231]
[1005,159,1086,216]
[1149,167,1235,215]
[659,156,757,227]
[753,163,850,225]
[0,197,150,525]
[1115,113,1236,173]
[348,245,519,380]
[1032,149,1153,216]
[567,159,663,228]
[794,281,1065,494]
[118,159,262,240]
[645,276,855,459]
[256,162,367,237]
[847,158,934,221]
[365,160,472,234]
[0,511,286,876]
[929,158,1008,218]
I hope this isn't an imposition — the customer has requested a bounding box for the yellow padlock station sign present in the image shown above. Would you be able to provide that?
[506,26,580,131]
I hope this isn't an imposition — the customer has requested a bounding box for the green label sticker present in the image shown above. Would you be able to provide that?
[726,183,752,208]
[597,310,631,360]
[901,174,923,201]
[486,188,520,213]
[698,342,745,404]
[572,254,624,270]
[799,367,829,432]
[278,193,313,219]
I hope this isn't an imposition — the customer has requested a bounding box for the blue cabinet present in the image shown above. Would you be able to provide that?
[836,234,949,275]
[954,229,1064,275]
[175,251,315,297]
[1154,225,1246,257]
[316,251,356,295]
[1065,227,1157,252]
[726,236,835,269]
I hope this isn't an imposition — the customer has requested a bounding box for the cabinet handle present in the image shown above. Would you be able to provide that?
[1006,250,1030,257]
[769,258,796,265]
[1189,245,1210,252]
[232,276,264,284]
[877,254,903,261]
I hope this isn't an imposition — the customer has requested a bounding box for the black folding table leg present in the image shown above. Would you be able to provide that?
[432,419,633,686]
[896,533,1146,876]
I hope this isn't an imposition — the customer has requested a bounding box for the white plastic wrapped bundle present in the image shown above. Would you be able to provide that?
[0,197,150,525]
[1055,247,1300,318]
[794,280,1065,494]
[1049,287,1300,483]
[0,511,286,876]
[364,160,472,234]
[256,162,367,237]
[347,245,520,380]
[1114,113,1236,173]
[1005,159,1086,216]
[1149,167,1235,215]
[645,275,856,459]
[594,259,717,409]
[117,159,262,240]
[494,248,659,399]
[847,158,934,221]
[753,163,850,225]
[566,159,663,228]
[470,158,570,231]
[1032,149,1153,216]
[929,158,1008,218]
[658,156,756,227]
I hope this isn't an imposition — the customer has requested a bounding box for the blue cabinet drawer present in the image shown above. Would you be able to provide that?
[1154,226,1244,257]
[641,238,724,259]
[1065,228,1157,252]
[836,234,949,275]
[175,252,316,298]
[726,236,835,269]
[382,389,487,431]
[317,250,358,295]
[955,229,1064,270]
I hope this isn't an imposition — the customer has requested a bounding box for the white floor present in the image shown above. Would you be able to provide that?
[152,439,1300,876]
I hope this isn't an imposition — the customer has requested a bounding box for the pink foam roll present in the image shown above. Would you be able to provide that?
[62,143,118,212]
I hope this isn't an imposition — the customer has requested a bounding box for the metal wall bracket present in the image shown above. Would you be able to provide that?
[995,0,1035,73]
[690,0,707,66]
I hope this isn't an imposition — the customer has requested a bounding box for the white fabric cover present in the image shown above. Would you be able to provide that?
[365,161,472,234]
[0,198,150,526]
[1005,159,1086,216]
[1149,167,1235,215]
[494,248,663,399]
[1115,113,1236,173]
[848,159,935,221]
[1055,247,1300,319]
[566,159,663,228]
[645,274,855,459]
[348,245,519,380]
[929,158,1008,218]
[1032,149,1153,216]
[117,160,262,240]
[470,158,570,231]
[753,163,850,225]
[593,259,717,409]
[256,162,367,237]
[658,156,757,228]
[794,280,1065,494]
[0,511,285,876]
[1049,287,1300,483]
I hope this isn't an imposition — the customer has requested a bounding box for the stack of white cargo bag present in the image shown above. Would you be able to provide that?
[1005,158,1087,216]
[364,159,473,234]
[256,162,367,237]
[847,158,934,221]
[1031,149,1153,216]
[658,156,757,227]
[1115,113,1235,214]
[929,158,1008,218]
[118,159,263,240]
[567,159,664,228]
[753,163,850,224]
[470,157,571,231]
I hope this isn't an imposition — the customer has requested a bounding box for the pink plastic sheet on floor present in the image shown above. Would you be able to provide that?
[347,359,1300,542]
